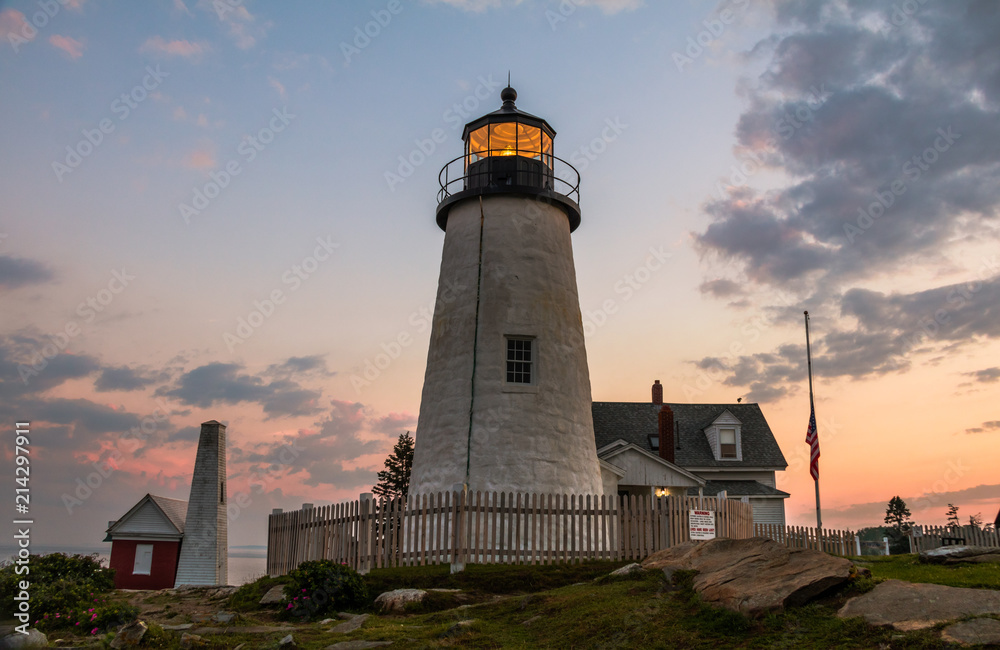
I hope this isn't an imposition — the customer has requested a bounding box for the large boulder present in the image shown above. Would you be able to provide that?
[642,537,853,615]
[838,579,1000,631]
[919,545,1000,565]
[0,628,48,649]
[941,618,1000,646]
[373,588,427,613]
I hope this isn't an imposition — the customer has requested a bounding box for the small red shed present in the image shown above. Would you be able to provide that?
[105,494,187,589]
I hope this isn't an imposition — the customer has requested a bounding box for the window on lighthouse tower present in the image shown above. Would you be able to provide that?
[505,337,534,384]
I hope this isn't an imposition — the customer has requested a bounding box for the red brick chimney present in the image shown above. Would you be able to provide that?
[652,379,663,405]
[658,403,674,463]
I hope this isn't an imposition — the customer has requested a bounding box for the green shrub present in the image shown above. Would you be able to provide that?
[283,560,367,620]
[0,553,121,634]
[229,574,289,611]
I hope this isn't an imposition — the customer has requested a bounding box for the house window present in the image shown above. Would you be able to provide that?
[505,337,533,384]
[648,435,659,451]
[220,481,226,504]
[719,428,737,459]
[133,544,153,575]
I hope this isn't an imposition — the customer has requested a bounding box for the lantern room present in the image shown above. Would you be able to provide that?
[437,84,581,232]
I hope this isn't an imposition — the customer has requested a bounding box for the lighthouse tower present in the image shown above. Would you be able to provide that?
[409,85,603,497]
[174,420,227,586]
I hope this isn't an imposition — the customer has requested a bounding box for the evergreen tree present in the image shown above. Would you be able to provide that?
[884,496,912,532]
[372,431,414,500]
[969,512,984,529]
[946,503,961,529]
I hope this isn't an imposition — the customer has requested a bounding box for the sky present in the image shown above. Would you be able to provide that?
[1,0,998,554]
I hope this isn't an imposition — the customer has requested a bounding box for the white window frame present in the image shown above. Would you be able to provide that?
[719,428,738,459]
[133,543,154,575]
[504,336,535,386]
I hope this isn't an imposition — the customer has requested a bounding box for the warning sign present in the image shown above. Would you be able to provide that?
[689,509,716,540]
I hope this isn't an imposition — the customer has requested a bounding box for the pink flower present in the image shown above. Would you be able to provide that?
[76,622,81,626]
[91,628,98,635]
[286,603,293,610]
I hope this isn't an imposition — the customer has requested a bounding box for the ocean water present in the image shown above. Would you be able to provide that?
[1,545,268,586]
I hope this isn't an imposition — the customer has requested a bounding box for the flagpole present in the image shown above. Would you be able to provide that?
[805,310,822,530]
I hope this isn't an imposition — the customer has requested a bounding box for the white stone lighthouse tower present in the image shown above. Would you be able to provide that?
[174,419,227,586]
[409,85,603,497]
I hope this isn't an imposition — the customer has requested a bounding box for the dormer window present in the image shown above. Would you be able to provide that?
[705,410,743,461]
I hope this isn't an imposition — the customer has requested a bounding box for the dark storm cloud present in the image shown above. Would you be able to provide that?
[157,361,322,418]
[0,255,54,289]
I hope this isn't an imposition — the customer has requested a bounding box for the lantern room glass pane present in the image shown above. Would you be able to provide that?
[490,122,518,157]
[516,123,543,158]
[542,132,553,170]
[468,126,489,162]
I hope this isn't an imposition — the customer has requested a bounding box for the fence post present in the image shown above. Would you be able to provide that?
[451,484,466,573]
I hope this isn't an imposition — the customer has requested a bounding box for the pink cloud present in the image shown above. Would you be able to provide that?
[183,147,216,170]
[49,34,85,59]
[139,35,207,58]
[0,9,33,43]
[63,0,87,11]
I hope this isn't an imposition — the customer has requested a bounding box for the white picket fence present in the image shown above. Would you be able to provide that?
[267,491,757,575]
[913,524,1000,552]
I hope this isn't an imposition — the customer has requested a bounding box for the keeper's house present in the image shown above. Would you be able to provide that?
[104,494,187,589]
[593,380,790,526]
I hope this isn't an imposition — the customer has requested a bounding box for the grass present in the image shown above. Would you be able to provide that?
[853,553,1000,589]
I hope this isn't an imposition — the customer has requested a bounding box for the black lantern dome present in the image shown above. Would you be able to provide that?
[436,86,581,232]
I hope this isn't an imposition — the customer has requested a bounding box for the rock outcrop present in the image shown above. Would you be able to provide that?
[941,618,1000,647]
[919,545,1000,565]
[642,537,853,615]
[373,588,428,613]
[838,579,1000,631]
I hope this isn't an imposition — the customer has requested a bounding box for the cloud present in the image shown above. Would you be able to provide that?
[966,421,1000,434]
[49,34,85,58]
[265,355,334,378]
[699,278,743,298]
[268,76,286,100]
[822,483,1000,527]
[94,366,158,392]
[964,367,1000,383]
[198,0,270,49]
[0,9,32,44]
[688,1,1000,398]
[0,334,102,399]
[426,0,641,13]
[173,0,194,17]
[183,146,216,170]
[156,361,323,418]
[0,256,54,289]
[139,36,208,58]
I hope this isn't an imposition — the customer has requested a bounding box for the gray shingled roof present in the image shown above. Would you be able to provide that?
[686,481,790,498]
[592,402,787,469]
[149,494,188,533]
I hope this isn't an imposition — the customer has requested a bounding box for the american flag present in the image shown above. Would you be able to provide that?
[805,406,820,480]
